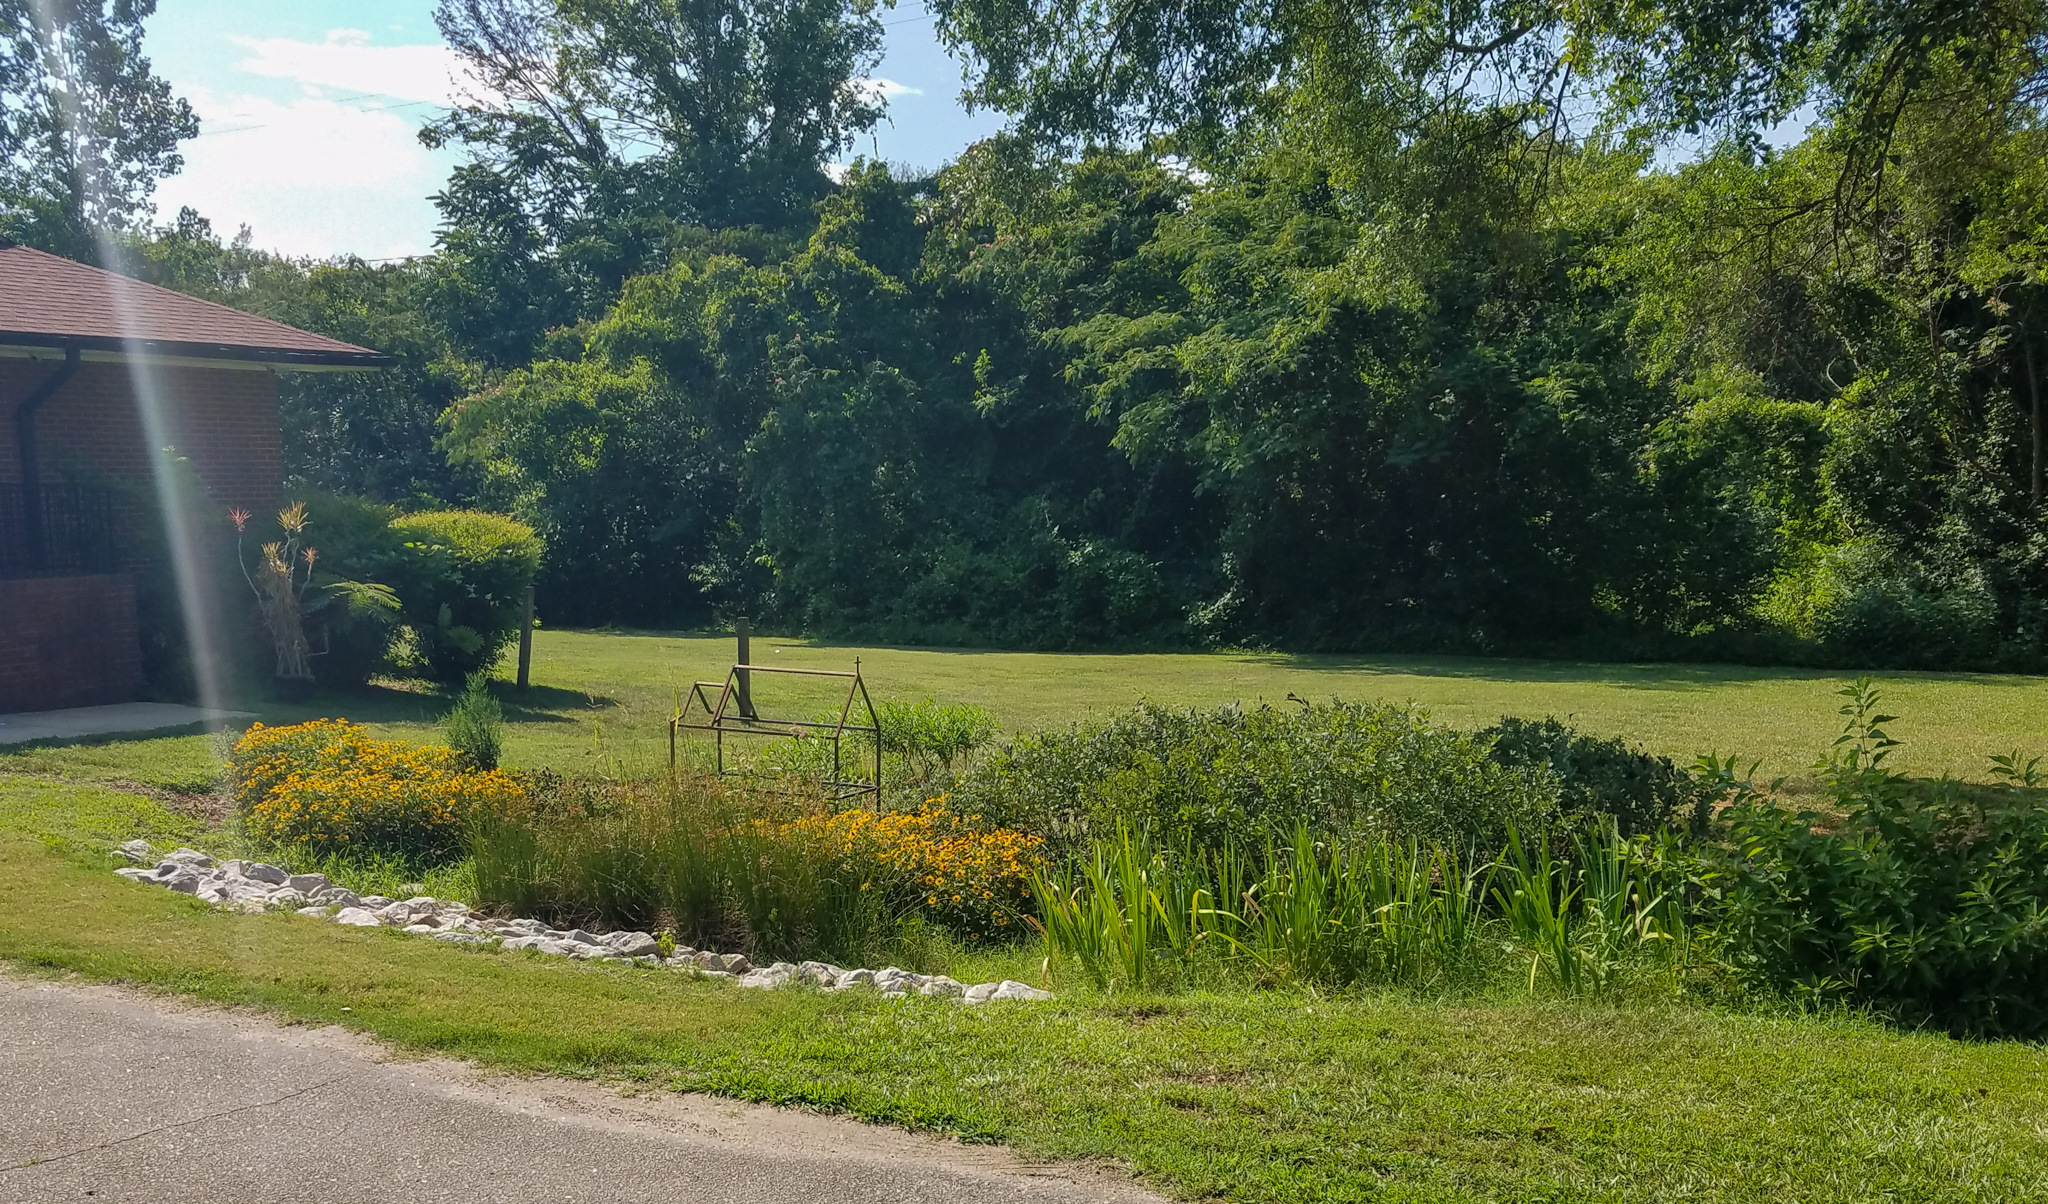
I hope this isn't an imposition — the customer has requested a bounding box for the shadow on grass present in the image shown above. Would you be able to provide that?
[1242,651,2048,691]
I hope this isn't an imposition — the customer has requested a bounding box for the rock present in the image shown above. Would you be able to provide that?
[402,923,438,935]
[692,970,736,982]
[560,928,606,946]
[830,968,876,991]
[285,873,330,893]
[431,932,491,945]
[162,871,201,895]
[334,907,383,927]
[737,963,798,989]
[502,918,548,936]
[310,886,361,908]
[164,848,216,869]
[873,967,928,991]
[691,951,749,974]
[601,932,661,958]
[113,838,155,864]
[798,961,844,987]
[356,895,394,910]
[991,980,1055,1002]
[267,889,310,910]
[503,936,580,957]
[918,977,964,998]
[225,898,272,915]
[298,906,334,917]
[961,983,1000,1005]
[114,867,156,883]
[376,899,435,926]
[220,860,288,886]
[196,884,232,905]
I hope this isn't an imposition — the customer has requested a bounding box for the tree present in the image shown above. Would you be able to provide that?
[0,0,194,258]
[421,0,888,366]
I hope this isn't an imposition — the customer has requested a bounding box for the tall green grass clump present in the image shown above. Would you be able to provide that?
[1033,826,1497,993]
[468,772,1040,965]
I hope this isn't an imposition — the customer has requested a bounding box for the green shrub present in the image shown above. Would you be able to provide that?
[954,699,1556,854]
[300,491,405,684]
[877,697,998,793]
[1483,716,1710,835]
[443,673,505,770]
[1704,681,2048,1038]
[388,510,543,683]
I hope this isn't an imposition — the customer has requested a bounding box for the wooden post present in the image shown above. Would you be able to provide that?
[516,584,535,690]
[736,615,755,718]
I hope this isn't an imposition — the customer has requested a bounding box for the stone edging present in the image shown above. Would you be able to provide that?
[110,841,1054,1005]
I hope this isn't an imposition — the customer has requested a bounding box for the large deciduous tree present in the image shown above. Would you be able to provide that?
[421,0,888,367]
[0,0,194,258]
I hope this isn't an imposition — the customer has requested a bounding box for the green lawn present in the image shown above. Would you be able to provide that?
[4,773,2046,1204]
[7,629,2045,790]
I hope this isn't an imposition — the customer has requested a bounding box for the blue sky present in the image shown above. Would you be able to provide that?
[145,0,1003,259]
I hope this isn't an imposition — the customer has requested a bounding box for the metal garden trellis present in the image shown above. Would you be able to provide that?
[668,637,881,801]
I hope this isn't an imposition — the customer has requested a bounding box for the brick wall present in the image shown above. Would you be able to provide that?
[0,356,285,510]
[0,574,142,711]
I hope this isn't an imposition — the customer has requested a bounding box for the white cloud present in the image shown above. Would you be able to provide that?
[856,77,923,101]
[154,86,455,260]
[230,29,473,104]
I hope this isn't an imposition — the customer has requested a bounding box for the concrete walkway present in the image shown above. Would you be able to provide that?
[0,975,1161,1204]
[0,702,252,746]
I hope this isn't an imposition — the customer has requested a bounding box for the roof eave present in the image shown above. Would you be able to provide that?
[0,329,394,370]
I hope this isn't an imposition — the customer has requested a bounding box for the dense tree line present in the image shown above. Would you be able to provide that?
[5,0,2045,667]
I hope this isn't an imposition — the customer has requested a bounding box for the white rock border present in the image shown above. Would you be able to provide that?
[108,840,1053,1004]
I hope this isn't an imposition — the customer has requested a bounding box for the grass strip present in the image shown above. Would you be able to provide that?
[4,823,2046,1203]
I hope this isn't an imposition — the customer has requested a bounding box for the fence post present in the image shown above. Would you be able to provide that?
[516,584,535,690]
[736,615,755,718]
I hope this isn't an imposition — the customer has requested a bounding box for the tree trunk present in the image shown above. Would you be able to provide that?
[2028,336,2043,508]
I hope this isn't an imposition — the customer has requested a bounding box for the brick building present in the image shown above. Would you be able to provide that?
[0,242,388,712]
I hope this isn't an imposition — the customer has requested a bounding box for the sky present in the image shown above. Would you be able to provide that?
[144,0,1005,261]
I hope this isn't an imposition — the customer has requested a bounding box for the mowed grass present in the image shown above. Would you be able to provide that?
[8,629,2043,790]
[4,776,2047,1204]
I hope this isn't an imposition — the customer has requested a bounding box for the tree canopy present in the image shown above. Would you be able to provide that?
[10,0,2046,669]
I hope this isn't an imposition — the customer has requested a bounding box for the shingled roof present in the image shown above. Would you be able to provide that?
[0,242,390,368]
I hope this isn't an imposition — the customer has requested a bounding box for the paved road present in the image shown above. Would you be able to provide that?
[0,975,1161,1204]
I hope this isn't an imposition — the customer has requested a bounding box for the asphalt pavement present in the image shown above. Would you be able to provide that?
[0,974,1161,1204]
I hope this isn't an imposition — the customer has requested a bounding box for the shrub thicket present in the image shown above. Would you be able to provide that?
[1704,683,2048,1038]
[1483,716,1711,835]
[229,719,523,862]
[953,699,1556,854]
[387,510,543,683]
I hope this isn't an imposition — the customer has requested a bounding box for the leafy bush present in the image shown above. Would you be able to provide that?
[1705,682,2048,1038]
[954,699,1556,854]
[229,719,524,862]
[468,776,1042,961]
[443,673,505,770]
[1483,716,1710,835]
[877,697,998,792]
[299,491,405,684]
[387,510,543,683]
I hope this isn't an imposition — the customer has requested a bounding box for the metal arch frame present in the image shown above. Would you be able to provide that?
[668,658,880,801]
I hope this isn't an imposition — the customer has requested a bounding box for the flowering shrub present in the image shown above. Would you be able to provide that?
[780,801,1043,941]
[230,719,523,861]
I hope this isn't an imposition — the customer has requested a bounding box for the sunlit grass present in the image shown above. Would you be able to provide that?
[6,628,2045,791]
